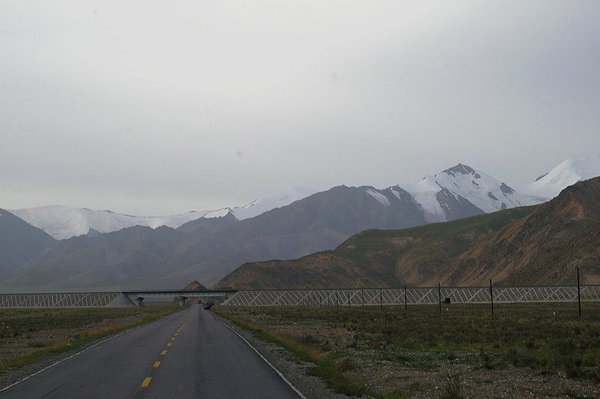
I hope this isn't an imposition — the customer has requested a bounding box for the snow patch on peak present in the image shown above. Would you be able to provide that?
[521,156,600,202]
[9,206,211,240]
[402,163,526,220]
[232,186,316,220]
[365,188,390,206]
[9,186,316,239]
[402,177,446,222]
[431,166,523,213]
[203,208,232,219]
[239,199,259,209]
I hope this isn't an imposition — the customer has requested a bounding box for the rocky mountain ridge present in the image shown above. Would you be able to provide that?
[2,157,599,291]
[9,156,599,240]
[216,177,600,289]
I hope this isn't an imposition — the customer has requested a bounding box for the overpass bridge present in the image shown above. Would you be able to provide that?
[0,290,236,308]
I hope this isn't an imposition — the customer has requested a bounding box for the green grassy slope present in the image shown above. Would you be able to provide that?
[215,206,537,289]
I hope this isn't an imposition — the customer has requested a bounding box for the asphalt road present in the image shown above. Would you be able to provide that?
[1,304,303,399]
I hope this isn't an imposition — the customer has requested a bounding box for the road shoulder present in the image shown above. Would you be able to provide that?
[215,311,355,399]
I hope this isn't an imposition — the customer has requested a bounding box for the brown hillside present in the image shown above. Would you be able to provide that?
[214,206,535,289]
[447,177,600,286]
[183,280,208,291]
[215,177,600,290]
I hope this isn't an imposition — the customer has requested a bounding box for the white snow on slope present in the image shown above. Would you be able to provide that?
[402,164,528,222]
[434,164,524,212]
[9,158,600,240]
[231,186,316,220]
[402,178,446,222]
[9,186,316,240]
[520,156,600,203]
[9,206,211,240]
[366,188,391,206]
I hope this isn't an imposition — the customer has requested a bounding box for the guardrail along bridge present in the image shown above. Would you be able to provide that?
[0,290,235,308]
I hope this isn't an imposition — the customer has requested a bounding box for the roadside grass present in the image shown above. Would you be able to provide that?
[215,310,373,397]
[217,303,600,397]
[0,305,181,373]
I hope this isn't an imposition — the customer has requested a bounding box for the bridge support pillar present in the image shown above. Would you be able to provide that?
[135,297,144,307]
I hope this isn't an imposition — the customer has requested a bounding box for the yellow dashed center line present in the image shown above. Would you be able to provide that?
[141,312,192,389]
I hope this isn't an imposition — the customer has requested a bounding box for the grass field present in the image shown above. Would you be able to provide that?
[0,305,181,373]
[217,303,600,399]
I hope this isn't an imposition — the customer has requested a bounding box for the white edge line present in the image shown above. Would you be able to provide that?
[0,305,192,393]
[0,329,131,393]
[0,307,191,394]
[221,321,309,399]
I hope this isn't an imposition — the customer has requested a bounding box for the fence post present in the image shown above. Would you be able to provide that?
[577,266,582,317]
[490,279,494,316]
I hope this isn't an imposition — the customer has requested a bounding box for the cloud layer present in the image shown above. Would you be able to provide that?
[2,1,599,215]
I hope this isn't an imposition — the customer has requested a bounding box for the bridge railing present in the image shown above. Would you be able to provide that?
[0,290,236,308]
[122,290,235,298]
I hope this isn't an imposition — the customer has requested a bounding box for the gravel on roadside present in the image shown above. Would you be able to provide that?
[216,314,359,399]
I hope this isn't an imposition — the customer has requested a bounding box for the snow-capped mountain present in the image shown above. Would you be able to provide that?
[362,157,600,224]
[195,187,316,221]
[4,157,600,291]
[9,186,316,240]
[520,156,600,203]
[401,164,527,223]
[9,206,212,240]
[8,158,600,241]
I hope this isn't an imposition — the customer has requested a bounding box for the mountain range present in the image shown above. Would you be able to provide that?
[9,186,315,240]
[1,156,599,291]
[217,176,600,289]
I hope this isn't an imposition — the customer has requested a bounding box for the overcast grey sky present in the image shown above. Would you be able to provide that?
[1,1,599,215]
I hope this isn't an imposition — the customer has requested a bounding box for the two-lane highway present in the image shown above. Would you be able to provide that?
[1,304,303,399]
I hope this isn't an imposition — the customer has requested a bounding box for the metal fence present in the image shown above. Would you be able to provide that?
[0,290,234,308]
[4,286,598,308]
[222,286,600,307]
[0,292,121,308]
